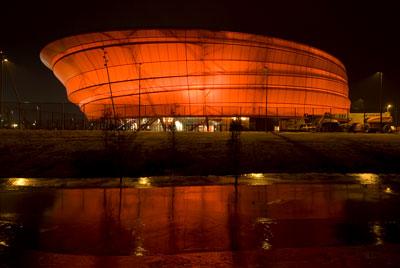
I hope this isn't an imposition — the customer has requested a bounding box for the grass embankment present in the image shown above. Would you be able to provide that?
[1,130,400,177]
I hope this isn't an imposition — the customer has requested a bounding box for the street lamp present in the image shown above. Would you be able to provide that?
[378,72,383,129]
[387,104,392,113]
[0,51,7,127]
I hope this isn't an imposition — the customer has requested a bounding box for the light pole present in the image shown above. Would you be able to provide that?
[379,71,383,130]
[102,48,117,129]
[264,66,268,131]
[0,51,8,128]
[0,51,3,127]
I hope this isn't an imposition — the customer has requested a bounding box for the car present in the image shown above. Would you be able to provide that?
[317,121,342,132]
[383,124,396,133]
[347,123,364,133]
[364,123,395,133]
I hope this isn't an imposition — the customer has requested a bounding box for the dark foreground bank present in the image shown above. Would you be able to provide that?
[1,130,400,177]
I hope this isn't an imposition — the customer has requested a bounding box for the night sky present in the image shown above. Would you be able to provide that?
[1,0,399,111]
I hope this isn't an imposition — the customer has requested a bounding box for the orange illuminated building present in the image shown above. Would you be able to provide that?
[40,29,350,120]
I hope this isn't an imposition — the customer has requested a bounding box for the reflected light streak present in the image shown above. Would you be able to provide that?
[354,173,380,185]
[262,241,272,250]
[9,178,31,186]
[384,187,393,194]
[245,173,274,186]
[246,173,265,179]
[370,221,384,246]
[137,177,151,187]
[134,245,146,256]
[256,217,275,251]
[256,217,275,224]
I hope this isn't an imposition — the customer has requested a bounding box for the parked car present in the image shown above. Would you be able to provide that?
[365,123,395,133]
[347,123,364,133]
[317,121,342,132]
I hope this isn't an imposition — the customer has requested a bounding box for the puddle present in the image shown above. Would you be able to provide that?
[0,174,400,266]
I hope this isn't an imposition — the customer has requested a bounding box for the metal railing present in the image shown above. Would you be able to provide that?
[0,101,349,130]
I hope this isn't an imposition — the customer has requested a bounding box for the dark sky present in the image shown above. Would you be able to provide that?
[1,0,399,111]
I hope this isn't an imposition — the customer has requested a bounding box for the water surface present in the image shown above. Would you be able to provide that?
[1,173,400,267]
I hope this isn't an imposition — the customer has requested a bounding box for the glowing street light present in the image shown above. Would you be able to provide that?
[378,72,383,129]
[0,51,7,126]
[386,104,392,113]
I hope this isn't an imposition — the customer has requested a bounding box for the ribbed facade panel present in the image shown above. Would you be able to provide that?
[40,29,350,119]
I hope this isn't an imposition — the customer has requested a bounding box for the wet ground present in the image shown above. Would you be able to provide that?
[1,174,400,267]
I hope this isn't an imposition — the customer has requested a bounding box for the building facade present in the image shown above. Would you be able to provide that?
[41,29,350,126]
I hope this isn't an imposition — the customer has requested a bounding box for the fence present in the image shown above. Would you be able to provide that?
[0,102,87,130]
[0,101,349,130]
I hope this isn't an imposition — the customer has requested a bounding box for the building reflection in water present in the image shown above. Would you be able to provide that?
[353,173,380,185]
[8,178,33,187]
[370,221,384,246]
[1,179,400,257]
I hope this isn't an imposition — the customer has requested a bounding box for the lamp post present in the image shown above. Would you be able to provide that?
[0,51,8,128]
[0,51,3,128]
[264,66,268,131]
[102,48,117,129]
[379,72,383,130]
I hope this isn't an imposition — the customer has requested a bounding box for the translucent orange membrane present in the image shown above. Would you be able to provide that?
[41,29,350,119]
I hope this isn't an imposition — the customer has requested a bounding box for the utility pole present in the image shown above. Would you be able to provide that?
[0,51,4,127]
[379,72,383,130]
[102,48,117,129]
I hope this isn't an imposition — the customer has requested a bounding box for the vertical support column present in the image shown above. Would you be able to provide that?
[264,67,268,131]
[138,63,142,131]
[379,72,383,130]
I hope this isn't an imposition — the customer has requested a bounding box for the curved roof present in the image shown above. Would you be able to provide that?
[41,29,350,119]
